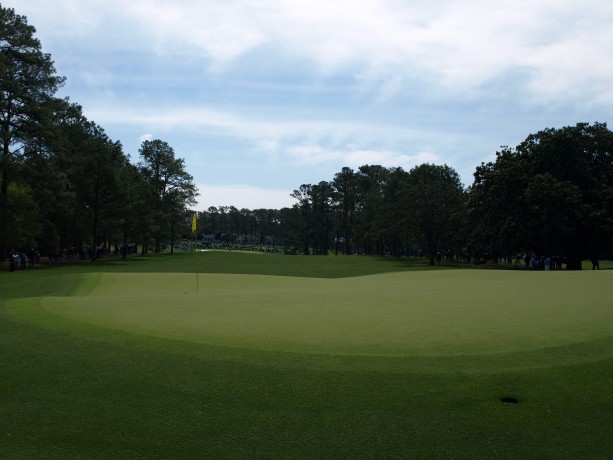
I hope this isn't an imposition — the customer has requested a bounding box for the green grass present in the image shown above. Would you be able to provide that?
[1,252,612,458]
[65,249,439,277]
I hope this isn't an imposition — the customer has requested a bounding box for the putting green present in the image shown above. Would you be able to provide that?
[13,269,613,357]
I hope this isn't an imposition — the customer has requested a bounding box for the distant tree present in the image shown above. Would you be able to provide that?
[278,205,301,254]
[19,98,78,254]
[290,184,313,255]
[405,164,465,265]
[354,165,389,255]
[0,6,64,260]
[2,181,41,250]
[166,186,197,254]
[138,139,197,253]
[66,117,127,259]
[331,167,357,255]
[309,181,333,255]
[202,206,219,239]
[382,167,411,258]
[251,208,275,246]
[226,206,241,239]
[469,123,613,269]
[117,162,153,257]
[25,100,127,257]
[251,209,266,244]
[466,146,520,260]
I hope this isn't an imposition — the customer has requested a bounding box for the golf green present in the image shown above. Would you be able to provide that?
[11,269,613,360]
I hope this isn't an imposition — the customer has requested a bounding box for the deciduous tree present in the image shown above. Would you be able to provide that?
[469,123,613,269]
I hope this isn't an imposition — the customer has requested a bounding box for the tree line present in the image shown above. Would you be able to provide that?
[198,125,613,271]
[198,120,613,271]
[2,6,612,268]
[0,6,196,262]
[197,163,465,267]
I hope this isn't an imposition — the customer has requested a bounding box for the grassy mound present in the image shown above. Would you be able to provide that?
[1,252,612,458]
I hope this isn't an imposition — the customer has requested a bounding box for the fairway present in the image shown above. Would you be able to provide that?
[10,269,613,359]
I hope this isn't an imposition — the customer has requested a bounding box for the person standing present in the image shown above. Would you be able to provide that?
[530,255,538,269]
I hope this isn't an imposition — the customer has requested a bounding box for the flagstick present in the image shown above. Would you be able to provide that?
[195,231,199,292]
[193,213,199,292]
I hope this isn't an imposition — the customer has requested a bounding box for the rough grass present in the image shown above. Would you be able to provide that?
[1,252,612,459]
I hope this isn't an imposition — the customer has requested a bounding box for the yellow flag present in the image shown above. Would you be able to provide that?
[191,213,197,234]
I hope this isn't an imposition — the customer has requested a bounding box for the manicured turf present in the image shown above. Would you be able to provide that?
[1,252,612,458]
[12,270,613,358]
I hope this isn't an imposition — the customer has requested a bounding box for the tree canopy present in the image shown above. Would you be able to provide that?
[469,122,613,269]
[138,139,197,253]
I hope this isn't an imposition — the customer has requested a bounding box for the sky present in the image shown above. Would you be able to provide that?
[10,0,613,210]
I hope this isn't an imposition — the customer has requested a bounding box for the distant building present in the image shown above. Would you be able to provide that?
[237,234,258,244]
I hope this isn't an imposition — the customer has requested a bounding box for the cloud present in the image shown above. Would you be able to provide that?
[125,1,268,62]
[12,0,613,196]
[197,184,295,210]
[344,150,440,170]
[284,144,441,171]
[522,26,613,105]
[17,0,613,105]
[86,102,422,154]
[131,0,613,104]
[139,133,153,143]
[286,144,342,165]
[81,99,466,186]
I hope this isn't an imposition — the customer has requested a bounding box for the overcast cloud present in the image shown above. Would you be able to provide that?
[10,0,613,209]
